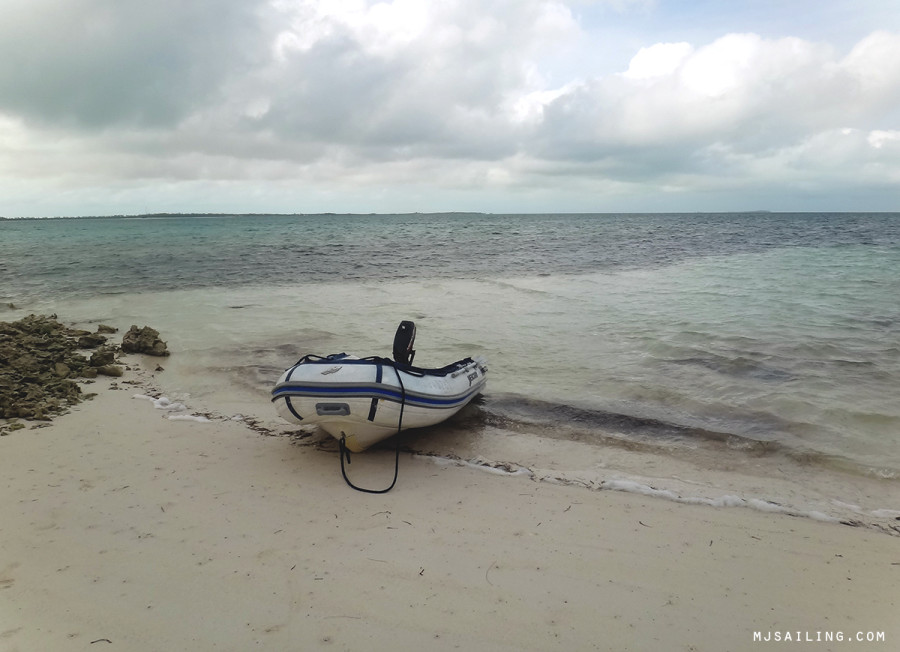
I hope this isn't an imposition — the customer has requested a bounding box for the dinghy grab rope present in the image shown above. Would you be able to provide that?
[338,360,406,494]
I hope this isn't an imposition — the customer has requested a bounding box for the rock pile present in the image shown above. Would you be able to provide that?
[0,314,169,432]
[121,325,170,357]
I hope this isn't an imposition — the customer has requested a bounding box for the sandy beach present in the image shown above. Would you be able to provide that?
[1,360,898,652]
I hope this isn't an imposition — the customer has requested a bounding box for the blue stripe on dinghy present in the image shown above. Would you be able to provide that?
[271,382,484,408]
[272,382,483,402]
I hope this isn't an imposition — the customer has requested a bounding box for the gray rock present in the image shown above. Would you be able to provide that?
[90,347,117,367]
[78,333,108,348]
[97,365,124,377]
[121,325,170,356]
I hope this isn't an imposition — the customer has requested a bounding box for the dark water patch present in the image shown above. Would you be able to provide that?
[250,363,290,383]
[664,354,796,382]
[427,393,900,481]
[473,393,774,450]
[481,393,724,440]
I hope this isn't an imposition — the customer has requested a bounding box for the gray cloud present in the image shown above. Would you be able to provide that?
[0,0,262,128]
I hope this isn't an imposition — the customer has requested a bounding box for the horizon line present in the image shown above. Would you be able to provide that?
[4,209,900,220]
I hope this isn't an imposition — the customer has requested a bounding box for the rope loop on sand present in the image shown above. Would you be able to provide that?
[338,362,405,494]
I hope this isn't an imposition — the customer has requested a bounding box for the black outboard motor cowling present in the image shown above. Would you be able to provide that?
[392,321,416,365]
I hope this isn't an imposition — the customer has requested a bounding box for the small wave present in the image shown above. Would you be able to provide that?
[133,393,186,411]
[166,414,212,423]
[132,393,211,422]
[418,453,899,535]
[418,454,860,526]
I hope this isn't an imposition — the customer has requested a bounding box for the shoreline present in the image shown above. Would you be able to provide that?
[2,360,898,650]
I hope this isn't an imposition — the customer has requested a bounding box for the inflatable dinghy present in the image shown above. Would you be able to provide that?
[271,321,487,453]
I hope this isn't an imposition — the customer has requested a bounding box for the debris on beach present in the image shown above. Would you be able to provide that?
[0,314,169,433]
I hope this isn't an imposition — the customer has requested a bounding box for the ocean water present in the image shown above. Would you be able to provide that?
[3,212,899,526]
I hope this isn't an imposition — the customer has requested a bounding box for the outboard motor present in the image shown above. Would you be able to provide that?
[392,320,416,365]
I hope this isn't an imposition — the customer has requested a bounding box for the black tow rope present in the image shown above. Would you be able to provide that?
[338,362,406,493]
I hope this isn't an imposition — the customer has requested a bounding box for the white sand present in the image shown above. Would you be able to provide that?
[1,367,898,651]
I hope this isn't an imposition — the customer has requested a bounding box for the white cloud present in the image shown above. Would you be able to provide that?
[272,0,435,59]
[533,31,900,159]
[868,130,900,149]
[623,42,692,81]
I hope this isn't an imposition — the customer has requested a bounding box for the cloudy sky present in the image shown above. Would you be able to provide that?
[2,0,899,216]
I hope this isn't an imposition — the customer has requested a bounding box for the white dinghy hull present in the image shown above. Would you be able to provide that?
[272,353,487,452]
